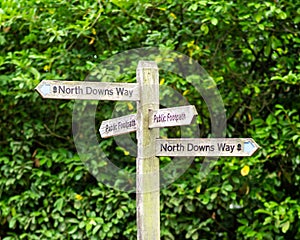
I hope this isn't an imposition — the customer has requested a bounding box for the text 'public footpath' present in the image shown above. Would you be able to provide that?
[104,118,136,134]
[153,112,186,123]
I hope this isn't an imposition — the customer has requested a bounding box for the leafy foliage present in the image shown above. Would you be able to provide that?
[1,0,300,239]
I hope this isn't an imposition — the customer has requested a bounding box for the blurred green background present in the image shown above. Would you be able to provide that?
[0,0,299,239]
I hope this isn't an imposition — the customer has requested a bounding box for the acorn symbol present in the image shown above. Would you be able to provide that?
[237,144,242,151]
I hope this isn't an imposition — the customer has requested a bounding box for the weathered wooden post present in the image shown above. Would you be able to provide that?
[136,61,160,240]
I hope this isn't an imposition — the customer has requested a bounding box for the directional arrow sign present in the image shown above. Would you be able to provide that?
[99,114,137,138]
[156,138,260,157]
[40,83,51,95]
[35,80,139,101]
[149,105,198,128]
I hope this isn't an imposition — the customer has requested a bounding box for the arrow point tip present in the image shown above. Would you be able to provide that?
[257,144,262,149]
[192,105,198,115]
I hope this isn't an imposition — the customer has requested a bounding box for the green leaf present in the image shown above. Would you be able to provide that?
[200,24,209,35]
[254,13,262,23]
[201,194,210,205]
[255,209,272,215]
[266,114,277,125]
[278,11,287,20]
[9,217,17,229]
[92,225,101,235]
[210,192,218,201]
[68,225,78,234]
[223,184,233,192]
[281,221,290,233]
[211,18,218,26]
[258,24,265,30]
[54,198,64,212]
[294,16,300,24]
[117,209,124,219]
[86,223,92,232]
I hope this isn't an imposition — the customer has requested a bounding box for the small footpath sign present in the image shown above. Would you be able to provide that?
[99,114,137,138]
[149,105,198,128]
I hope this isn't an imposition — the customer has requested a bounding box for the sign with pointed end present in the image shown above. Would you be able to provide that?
[244,141,257,154]
[35,80,139,101]
[40,83,51,95]
[156,138,260,157]
[149,105,198,128]
[99,114,137,138]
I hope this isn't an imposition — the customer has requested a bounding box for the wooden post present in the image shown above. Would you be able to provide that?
[136,61,160,239]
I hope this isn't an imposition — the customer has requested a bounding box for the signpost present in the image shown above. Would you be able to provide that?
[35,60,260,240]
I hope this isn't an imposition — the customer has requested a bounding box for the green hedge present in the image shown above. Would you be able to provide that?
[1,0,300,239]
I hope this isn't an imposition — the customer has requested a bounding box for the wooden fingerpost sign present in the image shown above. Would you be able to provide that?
[36,60,260,240]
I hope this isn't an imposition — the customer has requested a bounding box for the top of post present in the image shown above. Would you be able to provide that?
[137,61,158,69]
